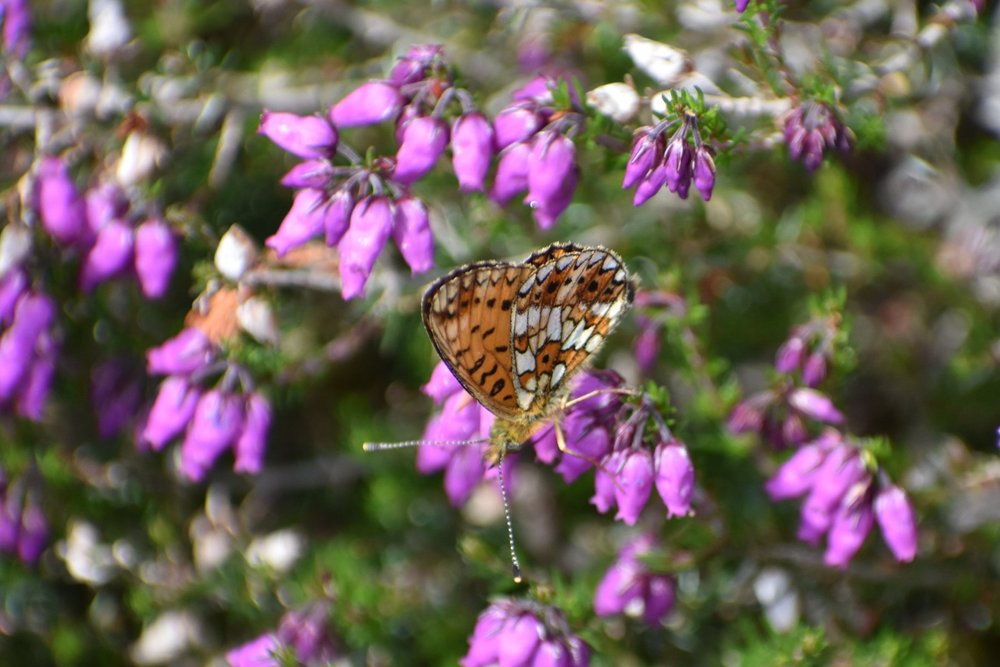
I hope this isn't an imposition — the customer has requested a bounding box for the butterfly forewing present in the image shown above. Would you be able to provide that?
[422,261,535,418]
[511,245,634,414]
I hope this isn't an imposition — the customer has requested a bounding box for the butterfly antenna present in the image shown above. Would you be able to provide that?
[363,438,489,451]
[496,446,523,584]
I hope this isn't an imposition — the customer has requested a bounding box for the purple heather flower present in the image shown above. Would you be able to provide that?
[784,104,850,172]
[422,359,461,403]
[91,361,142,439]
[1,0,31,59]
[16,339,55,421]
[594,534,676,626]
[233,393,271,475]
[632,163,669,207]
[775,337,805,374]
[0,268,26,325]
[654,441,695,517]
[147,327,215,376]
[84,182,128,235]
[494,103,543,149]
[874,484,917,562]
[591,449,621,514]
[134,218,177,299]
[418,392,484,473]
[338,195,394,300]
[329,80,402,128]
[141,376,201,451]
[801,353,827,387]
[461,600,589,667]
[614,449,654,526]
[787,388,843,424]
[692,146,716,201]
[527,132,576,205]
[663,137,692,196]
[35,156,86,245]
[735,0,751,12]
[622,127,662,189]
[180,389,245,482]
[258,111,337,159]
[451,113,495,192]
[634,316,661,373]
[799,444,868,544]
[530,167,578,230]
[764,434,832,500]
[79,218,134,291]
[551,415,611,483]
[265,188,326,257]
[0,291,55,402]
[491,141,532,206]
[226,633,280,667]
[824,484,875,568]
[394,115,449,184]
[280,159,334,189]
[323,188,355,247]
[389,44,442,85]
[392,196,434,274]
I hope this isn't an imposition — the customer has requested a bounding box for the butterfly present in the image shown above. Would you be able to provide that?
[421,242,635,463]
[367,242,635,581]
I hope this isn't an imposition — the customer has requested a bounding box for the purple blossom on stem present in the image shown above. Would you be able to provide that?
[784,103,851,172]
[389,44,443,86]
[491,142,532,207]
[265,188,327,257]
[338,195,394,300]
[392,195,434,274]
[258,111,338,159]
[622,127,663,190]
[625,111,715,205]
[146,327,215,376]
[226,633,280,667]
[233,393,272,475]
[329,80,403,128]
[79,218,135,291]
[451,112,494,192]
[494,103,543,149]
[394,115,449,184]
[0,290,56,413]
[134,218,177,299]
[461,599,589,667]
[774,315,839,387]
[35,156,86,246]
[874,484,918,562]
[594,534,676,626]
[180,389,245,482]
[728,384,842,449]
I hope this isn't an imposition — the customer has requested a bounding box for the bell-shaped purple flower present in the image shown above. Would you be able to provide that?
[632,163,668,207]
[280,159,334,189]
[775,336,805,374]
[0,268,27,325]
[594,557,644,616]
[392,196,433,274]
[527,132,575,206]
[234,393,271,475]
[764,435,831,500]
[16,341,55,421]
[324,188,355,247]
[497,612,542,666]
[389,44,442,85]
[654,441,694,517]
[180,389,245,482]
[226,633,280,667]
[329,80,402,128]
[491,142,532,206]
[84,182,127,236]
[147,327,215,376]
[0,291,55,401]
[801,353,827,387]
[422,360,461,404]
[663,138,692,196]
[553,418,610,483]
[788,387,843,424]
[265,188,326,257]
[461,603,508,667]
[451,113,494,192]
[134,218,177,299]
[622,128,661,189]
[338,195,394,300]
[394,116,449,184]
[591,450,621,514]
[80,219,135,291]
[614,449,654,526]
[493,103,542,149]
[800,445,868,541]
[824,487,875,568]
[530,167,578,230]
[142,376,201,450]
[35,156,86,245]
[692,146,716,201]
[874,484,917,562]
[258,110,337,159]
[444,444,487,508]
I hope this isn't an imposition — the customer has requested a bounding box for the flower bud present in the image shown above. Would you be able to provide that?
[490,142,532,206]
[328,81,402,127]
[654,442,694,517]
[146,327,215,375]
[258,111,337,159]
[134,218,177,299]
[493,104,542,150]
[692,146,716,201]
[338,196,393,300]
[788,387,843,423]
[389,44,442,85]
[215,225,258,282]
[180,390,244,481]
[142,376,201,450]
[280,159,334,189]
[874,484,917,562]
[774,336,805,374]
[622,128,661,190]
[527,132,576,206]
[632,163,668,207]
[80,219,135,291]
[614,449,654,526]
[233,393,272,475]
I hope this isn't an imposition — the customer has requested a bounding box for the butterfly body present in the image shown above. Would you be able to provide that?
[422,242,635,465]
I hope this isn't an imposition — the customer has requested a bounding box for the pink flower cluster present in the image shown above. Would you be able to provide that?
[774,313,839,387]
[34,157,178,298]
[729,385,844,450]
[226,602,338,667]
[623,111,716,205]
[0,467,47,565]
[461,598,589,667]
[766,429,917,568]
[0,270,57,421]
[594,533,676,626]
[783,103,851,172]
[489,76,583,229]
[141,328,272,482]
